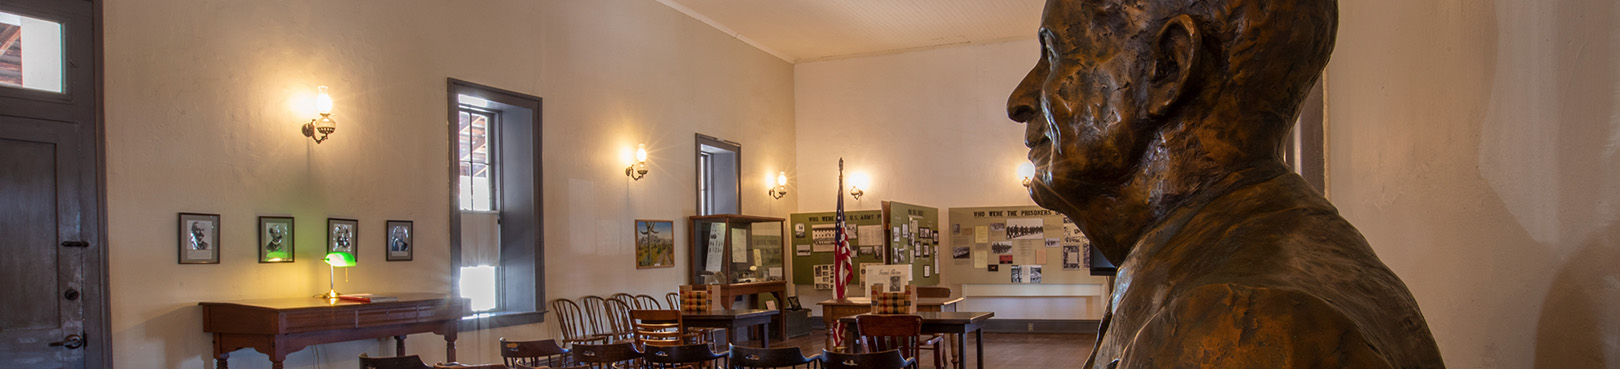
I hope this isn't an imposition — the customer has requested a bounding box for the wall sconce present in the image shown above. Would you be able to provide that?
[849,171,869,200]
[769,171,789,199]
[319,251,356,302]
[625,144,649,180]
[1018,162,1036,187]
[301,86,337,143]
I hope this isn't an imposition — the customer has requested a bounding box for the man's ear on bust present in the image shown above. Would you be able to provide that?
[1146,14,1200,117]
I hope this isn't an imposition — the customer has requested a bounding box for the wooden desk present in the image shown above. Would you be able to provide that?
[199,293,465,369]
[818,297,962,347]
[839,311,995,369]
[682,309,780,348]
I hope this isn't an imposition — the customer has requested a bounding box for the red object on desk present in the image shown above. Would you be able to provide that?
[337,295,372,303]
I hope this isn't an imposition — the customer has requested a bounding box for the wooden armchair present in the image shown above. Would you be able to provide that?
[499,338,570,368]
[643,343,729,369]
[570,341,642,369]
[629,309,686,349]
[867,285,943,369]
[729,344,821,369]
[358,354,506,369]
[819,349,914,369]
[549,298,608,347]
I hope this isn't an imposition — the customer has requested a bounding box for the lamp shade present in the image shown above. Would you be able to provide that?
[323,252,356,267]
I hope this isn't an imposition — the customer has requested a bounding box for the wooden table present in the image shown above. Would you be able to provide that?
[818,297,962,347]
[682,309,780,348]
[199,294,465,369]
[839,311,995,369]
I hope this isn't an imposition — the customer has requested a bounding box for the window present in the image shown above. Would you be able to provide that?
[448,79,544,327]
[695,134,740,215]
[1283,78,1326,195]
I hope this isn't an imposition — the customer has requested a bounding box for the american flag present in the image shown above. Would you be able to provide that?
[830,158,854,348]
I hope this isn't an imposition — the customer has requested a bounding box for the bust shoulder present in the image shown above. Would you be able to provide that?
[1116,283,1393,369]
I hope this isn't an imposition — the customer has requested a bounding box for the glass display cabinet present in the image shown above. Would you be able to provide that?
[688,214,787,312]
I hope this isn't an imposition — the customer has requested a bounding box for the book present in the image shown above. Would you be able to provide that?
[338,294,398,303]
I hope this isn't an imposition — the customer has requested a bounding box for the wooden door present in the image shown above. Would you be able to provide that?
[0,0,103,367]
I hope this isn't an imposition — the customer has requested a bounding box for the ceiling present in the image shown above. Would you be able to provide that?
[657,0,1046,63]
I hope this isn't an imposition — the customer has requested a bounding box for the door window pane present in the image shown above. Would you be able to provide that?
[0,11,63,93]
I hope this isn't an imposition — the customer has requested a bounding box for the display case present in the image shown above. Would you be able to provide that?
[688,214,787,313]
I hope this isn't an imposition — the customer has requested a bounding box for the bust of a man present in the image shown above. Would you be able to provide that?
[1006,0,1446,367]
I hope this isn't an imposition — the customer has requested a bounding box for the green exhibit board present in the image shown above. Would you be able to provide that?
[789,210,884,288]
[885,201,940,286]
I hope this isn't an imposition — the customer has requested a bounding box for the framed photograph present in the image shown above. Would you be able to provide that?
[327,218,358,258]
[635,219,675,269]
[178,213,220,264]
[386,220,413,261]
[258,216,295,263]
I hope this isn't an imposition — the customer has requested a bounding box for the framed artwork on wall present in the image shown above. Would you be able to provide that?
[327,218,358,258]
[178,213,220,264]
[635,219,675,269]
[258,216,295,263]
[386,220,413,261]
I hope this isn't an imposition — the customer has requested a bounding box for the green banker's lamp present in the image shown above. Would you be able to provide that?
[319,252,356,301]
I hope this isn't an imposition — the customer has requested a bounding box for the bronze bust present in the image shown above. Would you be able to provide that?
[1006,0,1446,367]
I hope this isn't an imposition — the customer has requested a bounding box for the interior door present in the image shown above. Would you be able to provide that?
[0,0,102,367]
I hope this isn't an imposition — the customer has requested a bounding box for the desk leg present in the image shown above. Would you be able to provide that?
[271,360,285,369]
[761,322,771,349]
[956,333,967,369]
[974,329,984,369]
[214,353,228,369]
[395,335,406,356]
[445,329,459,363]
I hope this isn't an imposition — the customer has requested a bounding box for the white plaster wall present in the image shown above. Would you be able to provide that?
[104,1,795,368]
[1330,0,1620,367]
[792,40,1114,320]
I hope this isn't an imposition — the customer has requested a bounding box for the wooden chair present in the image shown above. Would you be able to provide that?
[634,294,663,309]
[609,293,638,310]
[868,285,943,369]
[602,298,636,343]
[570,341,642,369]
[499,338,570,368]
[729,344,820,369]
[358,354,507,369]
[854,315,924,369]
[912,286,954,368]
[665,292,680,311]
[643,343,729,369]
[577,295,611,342]
[819,349,914,369]
[629,309,686,349]
[550,298,608,347]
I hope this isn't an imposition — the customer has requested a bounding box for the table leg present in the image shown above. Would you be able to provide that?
[271,360,285,369]
[395,335,406,356]
[975,329,984,369]
[957,332,967,369]
[215,353,229,369]
[446,333,459,363]
[762,322,771,349]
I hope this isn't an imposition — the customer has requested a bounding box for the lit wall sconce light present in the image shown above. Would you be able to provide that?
[769,171,789,199]
[625,144,649,180]
[849,171,869,200]
[1018,162,1036,187]
[301,86,338,143]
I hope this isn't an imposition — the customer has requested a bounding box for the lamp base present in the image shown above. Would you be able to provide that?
[317,290,342,303]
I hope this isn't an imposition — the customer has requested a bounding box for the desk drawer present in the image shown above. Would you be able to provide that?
[357,306,428,327]
[285,310,358,333]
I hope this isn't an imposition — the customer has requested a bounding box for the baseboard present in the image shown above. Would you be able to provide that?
[811,317,1099,334]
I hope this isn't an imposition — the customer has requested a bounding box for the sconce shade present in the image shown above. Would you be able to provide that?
[324,252,356,267]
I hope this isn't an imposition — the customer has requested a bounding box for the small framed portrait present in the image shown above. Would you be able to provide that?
[178,213,220,264]
[385,220,413,261]
[634,219,675,269]
[258,216,295,263]
[327,218,359,258]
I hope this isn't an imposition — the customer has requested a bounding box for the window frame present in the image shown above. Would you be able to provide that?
[694,134,741,216]
[457,105,500,213]
[447,79,545,329]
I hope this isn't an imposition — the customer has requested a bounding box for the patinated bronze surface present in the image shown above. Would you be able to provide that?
[1005,0,1446,368]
